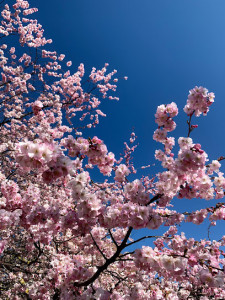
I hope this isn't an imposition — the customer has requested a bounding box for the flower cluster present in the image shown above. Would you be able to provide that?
[175,142,207,174]
[15,141,74,183]
[184,86,215,116]
[50,254,93,288]
[68,172,90,200]
[114,164,130,182]
[199,269,224,288]
[68,172,103,230]
[16,141,55,169]
[1,180,22,210]
[42,155,73,183]
[155,102,178,131]
[124,179,149,205]
[134,246,187,277]
[63,135,115,175]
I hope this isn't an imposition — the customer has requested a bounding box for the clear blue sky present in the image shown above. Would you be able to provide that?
[29,0,225,246]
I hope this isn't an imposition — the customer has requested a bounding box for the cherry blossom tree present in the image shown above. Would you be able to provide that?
[1,1,225,299]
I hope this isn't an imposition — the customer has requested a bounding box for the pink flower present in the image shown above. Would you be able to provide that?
[114,164,130,182]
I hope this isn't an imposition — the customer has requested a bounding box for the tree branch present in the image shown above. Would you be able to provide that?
[90,232,107,261]
[146,193,163,205]
[126,235,161,247]
[108,229,118,248]
[74,227,133,287]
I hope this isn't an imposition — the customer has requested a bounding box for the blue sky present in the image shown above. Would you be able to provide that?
[29,0,225,246]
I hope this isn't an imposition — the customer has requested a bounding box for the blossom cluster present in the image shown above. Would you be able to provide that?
[114,164,130,182]
[184,86,215,117]
[50,254,93,288]
[153,102,178,146]
[154,133,221,202]
[134,246,187,276]
[134,238,225,290]
[62,135,115,175]
[16,141,55,169]
[15,141,75,183]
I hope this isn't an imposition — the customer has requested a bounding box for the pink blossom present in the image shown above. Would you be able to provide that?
[114,164,130,182]
[184,86,215,117]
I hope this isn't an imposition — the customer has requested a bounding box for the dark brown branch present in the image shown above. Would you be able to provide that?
[0,111,33,126]
[116,258,133,262]
[118,251,135,258]
[187,113,194,137]
[108,229,118,248]
[90,232,107,261]
[146,193,163,205]
[27,242,43,266]
[74,227,133,287]
[126,235,161,247]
